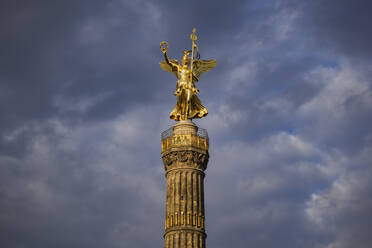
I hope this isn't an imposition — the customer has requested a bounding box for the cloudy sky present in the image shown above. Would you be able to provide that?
[1,0,372,247]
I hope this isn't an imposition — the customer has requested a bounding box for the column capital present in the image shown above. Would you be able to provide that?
[162,150,209,172]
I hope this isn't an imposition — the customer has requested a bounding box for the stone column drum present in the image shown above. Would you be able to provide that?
[161,121,209,248]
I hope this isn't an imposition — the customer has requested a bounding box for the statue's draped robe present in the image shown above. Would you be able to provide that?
[170,86,208,121]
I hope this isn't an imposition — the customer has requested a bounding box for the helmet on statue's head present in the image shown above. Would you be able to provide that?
[182,50,191,66]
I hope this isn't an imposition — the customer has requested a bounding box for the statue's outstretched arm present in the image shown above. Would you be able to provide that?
[164,52,178,71]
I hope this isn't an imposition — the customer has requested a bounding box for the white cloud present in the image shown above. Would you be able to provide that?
[271,7,299,41]
[200,103,248,135]
[53,92,113,113]
[228,61,258,91]
[295,62,372,149]
[305,146,372,247]
[300,63,371,118]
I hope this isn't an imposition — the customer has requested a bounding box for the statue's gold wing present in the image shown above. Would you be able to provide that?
[159,60,180,79]
[192,59,217,82]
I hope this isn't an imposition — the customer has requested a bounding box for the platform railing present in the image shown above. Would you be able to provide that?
[161,126,209,152]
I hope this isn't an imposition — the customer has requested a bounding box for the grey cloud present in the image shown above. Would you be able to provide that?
[0,107,168,248]
[205,132,336,248]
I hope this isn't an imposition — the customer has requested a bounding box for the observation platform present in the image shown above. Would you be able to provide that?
[161,121,209,153]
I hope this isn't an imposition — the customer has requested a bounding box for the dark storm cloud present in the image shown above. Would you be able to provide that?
[0,1,103,120]
[1,0,372,248]
[297,0,372,61]
[0,1,159,127]
[0,0,162,157]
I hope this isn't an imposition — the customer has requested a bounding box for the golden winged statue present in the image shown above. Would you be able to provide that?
[159,28,217,121]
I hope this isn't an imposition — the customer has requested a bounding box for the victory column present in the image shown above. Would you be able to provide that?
[160,29,217,248]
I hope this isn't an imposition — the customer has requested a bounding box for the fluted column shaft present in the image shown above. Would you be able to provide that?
[161,121,209,248]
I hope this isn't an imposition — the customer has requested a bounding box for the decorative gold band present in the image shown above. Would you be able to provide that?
[165,212,205,230]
